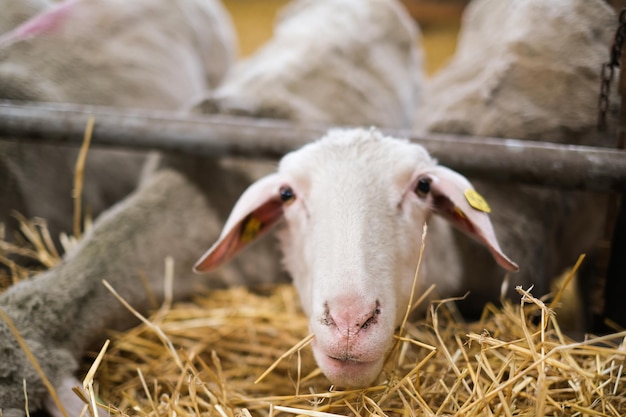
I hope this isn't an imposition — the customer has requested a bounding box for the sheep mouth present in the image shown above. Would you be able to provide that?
[311,338,388,387]
[327,354,368,364]
[324,356,379,372]
[313,350,384,388]
[320,349,380,368]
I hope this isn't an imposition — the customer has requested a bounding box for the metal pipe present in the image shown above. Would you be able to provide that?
[0,100,625,192]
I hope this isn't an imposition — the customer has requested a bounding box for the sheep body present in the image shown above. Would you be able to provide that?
[0,0,235,105]
[417,0,616,145]
[192,0,423,128]
[0,0,236,240]
[1,165,245,416]
[416,0,617,314]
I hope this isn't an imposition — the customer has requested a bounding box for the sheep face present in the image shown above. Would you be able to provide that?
[195,128,517,387]
[277,130,435,387]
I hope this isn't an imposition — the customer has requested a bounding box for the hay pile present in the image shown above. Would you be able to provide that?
[2,217,626,417]
[90,281,626,417]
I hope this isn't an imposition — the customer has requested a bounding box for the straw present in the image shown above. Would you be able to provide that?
[73,115,95,239]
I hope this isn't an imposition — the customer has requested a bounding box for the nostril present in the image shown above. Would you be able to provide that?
[360,301,381,330]
[322,314,335,327]
[321,302,335,327]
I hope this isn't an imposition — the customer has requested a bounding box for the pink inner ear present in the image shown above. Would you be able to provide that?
[194,199,284,272]
[194,173,286,273]
[2,0,79,44]
[427,167,519,273]
[446,206,519,272]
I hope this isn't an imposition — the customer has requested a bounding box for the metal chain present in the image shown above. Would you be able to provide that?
[598,8,626,131]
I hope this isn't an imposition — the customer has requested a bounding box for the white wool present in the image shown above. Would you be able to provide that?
[193,0,424,129]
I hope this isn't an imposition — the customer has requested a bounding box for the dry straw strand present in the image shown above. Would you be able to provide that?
[254,333,315,385]
[73,115,95,239]
[549,253,585,310]
[23,379,30,417]
[399,223,428,336]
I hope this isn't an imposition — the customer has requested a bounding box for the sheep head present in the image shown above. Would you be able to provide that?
[195,128,517,387]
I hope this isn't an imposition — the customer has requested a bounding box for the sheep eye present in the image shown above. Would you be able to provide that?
[415,177,431,197]
[279,186,295,203]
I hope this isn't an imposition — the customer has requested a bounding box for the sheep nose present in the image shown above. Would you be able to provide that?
[322,300,382,336]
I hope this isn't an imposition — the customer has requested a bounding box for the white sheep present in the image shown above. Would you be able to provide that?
[416,0,617,319]
[191,0,423,128]
[0,0,235,105]
[0,0,236,240]
[0,0,424,415]
[416,0,616,146]
[195,128,518,387]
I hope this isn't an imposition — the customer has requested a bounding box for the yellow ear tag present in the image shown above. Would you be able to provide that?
[464,189,491,213]
[241,216,263,243]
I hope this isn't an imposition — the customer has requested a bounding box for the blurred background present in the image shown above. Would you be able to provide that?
[222,0,466,75]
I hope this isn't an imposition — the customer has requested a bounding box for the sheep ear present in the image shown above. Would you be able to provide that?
[425,167,519,272]
[194,174,285,272]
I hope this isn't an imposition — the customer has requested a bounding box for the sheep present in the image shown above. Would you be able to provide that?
[0,0,235,103]
[195,127,518,387]
[0,0,424,415]
[416,0,616,147]
[0,0,236,242]
[191,0,423,128]
[415,0,617,318]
